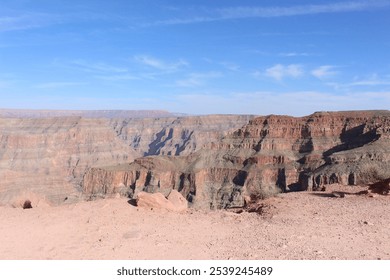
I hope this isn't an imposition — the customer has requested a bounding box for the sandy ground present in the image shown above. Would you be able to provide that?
[1,184,389,260]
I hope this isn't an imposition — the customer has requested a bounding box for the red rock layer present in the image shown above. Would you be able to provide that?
[83,111,390,209]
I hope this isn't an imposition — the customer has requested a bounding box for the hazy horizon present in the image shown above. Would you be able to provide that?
[1,0,390,116]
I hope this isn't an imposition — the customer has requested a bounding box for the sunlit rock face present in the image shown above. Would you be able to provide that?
[0,112,253,206]
[83,111,390,209]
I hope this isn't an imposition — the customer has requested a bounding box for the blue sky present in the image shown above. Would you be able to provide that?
[1,0,390,116]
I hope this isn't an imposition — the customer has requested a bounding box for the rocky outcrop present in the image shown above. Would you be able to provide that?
[136,190,188,211]
[0,113,253,206]
[369,178,390,195]
[83,111,390,209]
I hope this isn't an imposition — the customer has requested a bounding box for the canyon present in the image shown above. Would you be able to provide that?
[1,109,390,210]
[83,110,390,210]
[1,109,390,260]
[0,110,253,207]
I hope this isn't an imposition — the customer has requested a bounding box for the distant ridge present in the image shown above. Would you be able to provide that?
[0,109,182,119]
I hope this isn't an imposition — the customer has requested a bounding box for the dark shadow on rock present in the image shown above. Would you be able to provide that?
[127,199,137,206]
[323,124,379,158]
[287,183,305,192]
[232,170,248,186]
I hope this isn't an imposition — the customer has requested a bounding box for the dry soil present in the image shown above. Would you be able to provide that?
[1,184,389,260]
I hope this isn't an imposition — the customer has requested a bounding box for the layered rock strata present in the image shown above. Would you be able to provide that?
[83,111,390,209]
[0,114,253,206]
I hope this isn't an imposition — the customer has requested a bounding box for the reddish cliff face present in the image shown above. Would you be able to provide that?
[0,117,139,206]
[0,114,253,206]
[83,111,390,209]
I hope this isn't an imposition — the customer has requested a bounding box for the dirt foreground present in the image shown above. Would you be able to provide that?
[1,184,389,260]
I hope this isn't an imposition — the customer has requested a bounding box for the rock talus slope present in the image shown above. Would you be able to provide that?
[83,111,390,209]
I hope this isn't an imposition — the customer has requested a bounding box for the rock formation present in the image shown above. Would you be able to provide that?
[0,113,253,206]
[0,117,139,206]
[369,178,390,195]
[136,190,188,211]
[83,111,390,210]
[108,114,254,156]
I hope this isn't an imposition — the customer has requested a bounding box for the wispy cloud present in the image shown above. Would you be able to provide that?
[220,61,240,71]
[203,58,240,71]
[96,74,139,81]
[33,82,86,89]
[311,65,338,79]
[70,60,128,73]
[175,72,222,87]
[278,52,312,57]
[328,74,390,89]
[0,12,63,32]
[134,55,188,72]
[263,64,304,80]
[348,74,390,86]
[153,1,390,25]
[52,59,142,81]
[219,1,390,19]
[0,9,123,33]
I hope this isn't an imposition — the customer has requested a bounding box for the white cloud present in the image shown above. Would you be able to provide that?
[329,74,390,89]
[219,1,390,19]
[153,1,390,25]
[175,72,222,87]
[348,74,390,86]
[134,55,188,72]
[0,9,119,33]
[279,52,311,57]
[33,82,86,89]
[220,61,240,71]
[311,65,338,79]
[265,64,304,80]
[70,60,128,73]
[95,74,139,81]
[0,13,62,32]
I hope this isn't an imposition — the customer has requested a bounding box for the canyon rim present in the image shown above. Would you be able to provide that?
[0,109,390,260]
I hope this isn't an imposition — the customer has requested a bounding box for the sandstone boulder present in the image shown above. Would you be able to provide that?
[136,191,187,212]
[10,191,52,208]
[167,190,188,211]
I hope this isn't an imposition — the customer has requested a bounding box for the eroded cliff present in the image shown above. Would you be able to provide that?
[0,113,253,206]
[83,111,390,209]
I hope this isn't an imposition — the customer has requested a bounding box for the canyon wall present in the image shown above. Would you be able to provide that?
[0,113,253,206]
[83,111,390,209]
